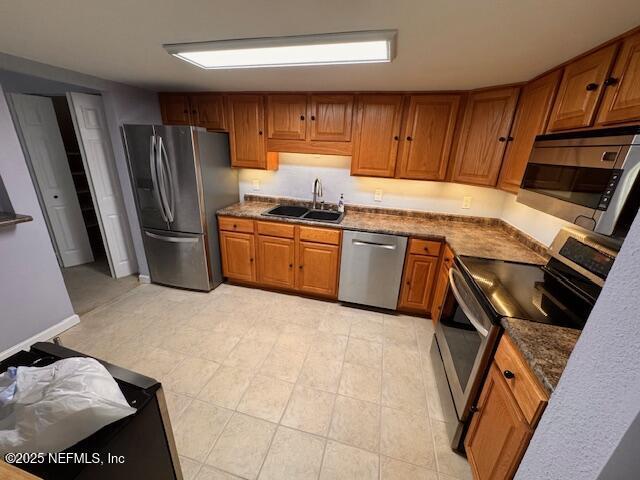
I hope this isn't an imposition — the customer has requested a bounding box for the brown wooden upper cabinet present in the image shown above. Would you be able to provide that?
[160,93,226,130]
[351,95,404,177]
[396,95,461,181]
[190,94,226,130]
[597,32,640,125]
[547,44,618,131]
[267,94,307,140]
[228,95,275,169]
[452,87,520,187]
[159,93,191,126]
[498,71,562,193]
[309,94,354,142]
[266,94,355,155]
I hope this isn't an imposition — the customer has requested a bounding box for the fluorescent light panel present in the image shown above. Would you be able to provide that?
[164,30,396,69]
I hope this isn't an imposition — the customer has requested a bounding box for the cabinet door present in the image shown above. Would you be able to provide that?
[498,71,561,193]
[398,254,438,313]
[465,365,533,480]
[452,88,519,186]
[351,95,404,177]
[228,95,267,168]
[309,94,354,142]
[267,94,307,140]
[160,93,191,125]
[597,32,640,125]
[220,231,256,282]
[396,94,461,181]
[257,235,296,288]
[430,262,450,325]
[190,94,226,130]
[547,44,618,131]
[296,241,340,297]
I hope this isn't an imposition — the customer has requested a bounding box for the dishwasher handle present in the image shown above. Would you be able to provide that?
[352,239,397,250]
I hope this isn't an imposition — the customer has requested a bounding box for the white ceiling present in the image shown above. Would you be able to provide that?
[1,0,639,92]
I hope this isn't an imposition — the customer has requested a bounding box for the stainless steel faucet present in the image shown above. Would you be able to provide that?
[312,178,323,209]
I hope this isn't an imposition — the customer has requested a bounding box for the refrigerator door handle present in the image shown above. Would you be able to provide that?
[149,134,168,222]
[145,231,199,243]
[156,136,175,223]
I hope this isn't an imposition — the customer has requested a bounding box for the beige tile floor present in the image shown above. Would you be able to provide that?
[58,283,472,480]
[60,258,139,315]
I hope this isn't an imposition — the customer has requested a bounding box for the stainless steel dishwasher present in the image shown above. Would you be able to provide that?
[338,231,408,310]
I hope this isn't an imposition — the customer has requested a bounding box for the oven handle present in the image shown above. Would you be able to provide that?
[448,268,489,338]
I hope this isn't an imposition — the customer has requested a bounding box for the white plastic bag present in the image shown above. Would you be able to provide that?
[0,357,136,454]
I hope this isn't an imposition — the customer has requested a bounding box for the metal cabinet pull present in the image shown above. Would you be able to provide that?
[586,83,599,91]
[503,370,515,379]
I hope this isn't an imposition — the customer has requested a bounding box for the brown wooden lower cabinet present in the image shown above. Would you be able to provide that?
[257,235,296,288]
[430,245,455,325]
[296,241,340,297]
[398,252,438,313]
[465,334,549,480]
[219,230,256,282]
[219,217,341,298]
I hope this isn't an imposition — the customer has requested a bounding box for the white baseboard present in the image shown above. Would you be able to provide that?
[138,274,151,284]
[0,314,80,361]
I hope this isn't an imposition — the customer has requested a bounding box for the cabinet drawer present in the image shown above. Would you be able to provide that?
[218,216,254,233]
[299,226,341,245]
[256,221,295,238]
[409,238,442,256]
[494,334,548,425]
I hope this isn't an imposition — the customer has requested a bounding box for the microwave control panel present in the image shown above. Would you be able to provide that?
[598,169,623,210]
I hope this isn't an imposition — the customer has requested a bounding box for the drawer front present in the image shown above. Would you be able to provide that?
[256,221,295,239]
[494,334,549,425]
[409,238,442,256]
[218,216,254,233]
[299,226,341,245]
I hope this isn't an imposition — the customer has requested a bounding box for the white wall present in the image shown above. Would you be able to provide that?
[239,153,568,245]
[0,84,76,357]
[515,204,640,479]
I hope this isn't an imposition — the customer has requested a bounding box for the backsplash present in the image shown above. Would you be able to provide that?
[237,152,569,246]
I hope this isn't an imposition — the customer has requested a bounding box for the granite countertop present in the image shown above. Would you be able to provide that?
[501,317,580,394]
[217,199,547,264]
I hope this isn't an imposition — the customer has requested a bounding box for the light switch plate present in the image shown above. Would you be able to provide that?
[462,196,472,209]
[252,179,260,191]
[374,189,383,202]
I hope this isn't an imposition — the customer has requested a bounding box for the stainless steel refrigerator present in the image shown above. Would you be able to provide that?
[122,125,238,291]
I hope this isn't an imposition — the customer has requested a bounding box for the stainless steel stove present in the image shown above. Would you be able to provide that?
[433,227,620,452]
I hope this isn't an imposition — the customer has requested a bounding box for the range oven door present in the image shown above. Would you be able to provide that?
[435,264,499,423]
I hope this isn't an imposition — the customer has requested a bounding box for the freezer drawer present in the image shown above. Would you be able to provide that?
[143,229,211,291]
[338,231,408,310]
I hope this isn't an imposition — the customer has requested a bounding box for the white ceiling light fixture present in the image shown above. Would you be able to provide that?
[163,30,397,69]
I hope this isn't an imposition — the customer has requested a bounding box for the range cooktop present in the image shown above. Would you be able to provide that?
[458,256,597,330]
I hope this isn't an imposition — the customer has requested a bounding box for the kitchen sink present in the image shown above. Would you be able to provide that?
[302,210,344,223]
[264,205,309,218]
[263,205,344,223]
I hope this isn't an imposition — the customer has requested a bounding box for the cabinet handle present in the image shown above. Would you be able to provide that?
[586,83,599,91]
[300,115,305,120]
[470,405,479,413]
[406,136,413,141]
[183,109,189,114]
[503,370,515,379]
[406,281,411,286]
[393,135,399,141]
[233,224,237,229]
[498,137,507,142]
[507,136,514,141]
[299,265,303,269]
[258,130,263,135]
[311,115,316,120]
[604,77,619,87]
[250,258,254,262]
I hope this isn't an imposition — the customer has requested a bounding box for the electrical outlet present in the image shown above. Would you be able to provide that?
[462,196,472,209]
[252,179,260,191]
[374,189,383,202]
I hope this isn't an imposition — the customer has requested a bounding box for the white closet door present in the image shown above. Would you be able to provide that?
[68,92,136,278]
[11,93,93,267]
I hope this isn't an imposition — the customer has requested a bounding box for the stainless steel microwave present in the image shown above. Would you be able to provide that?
[517,126,640,236]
